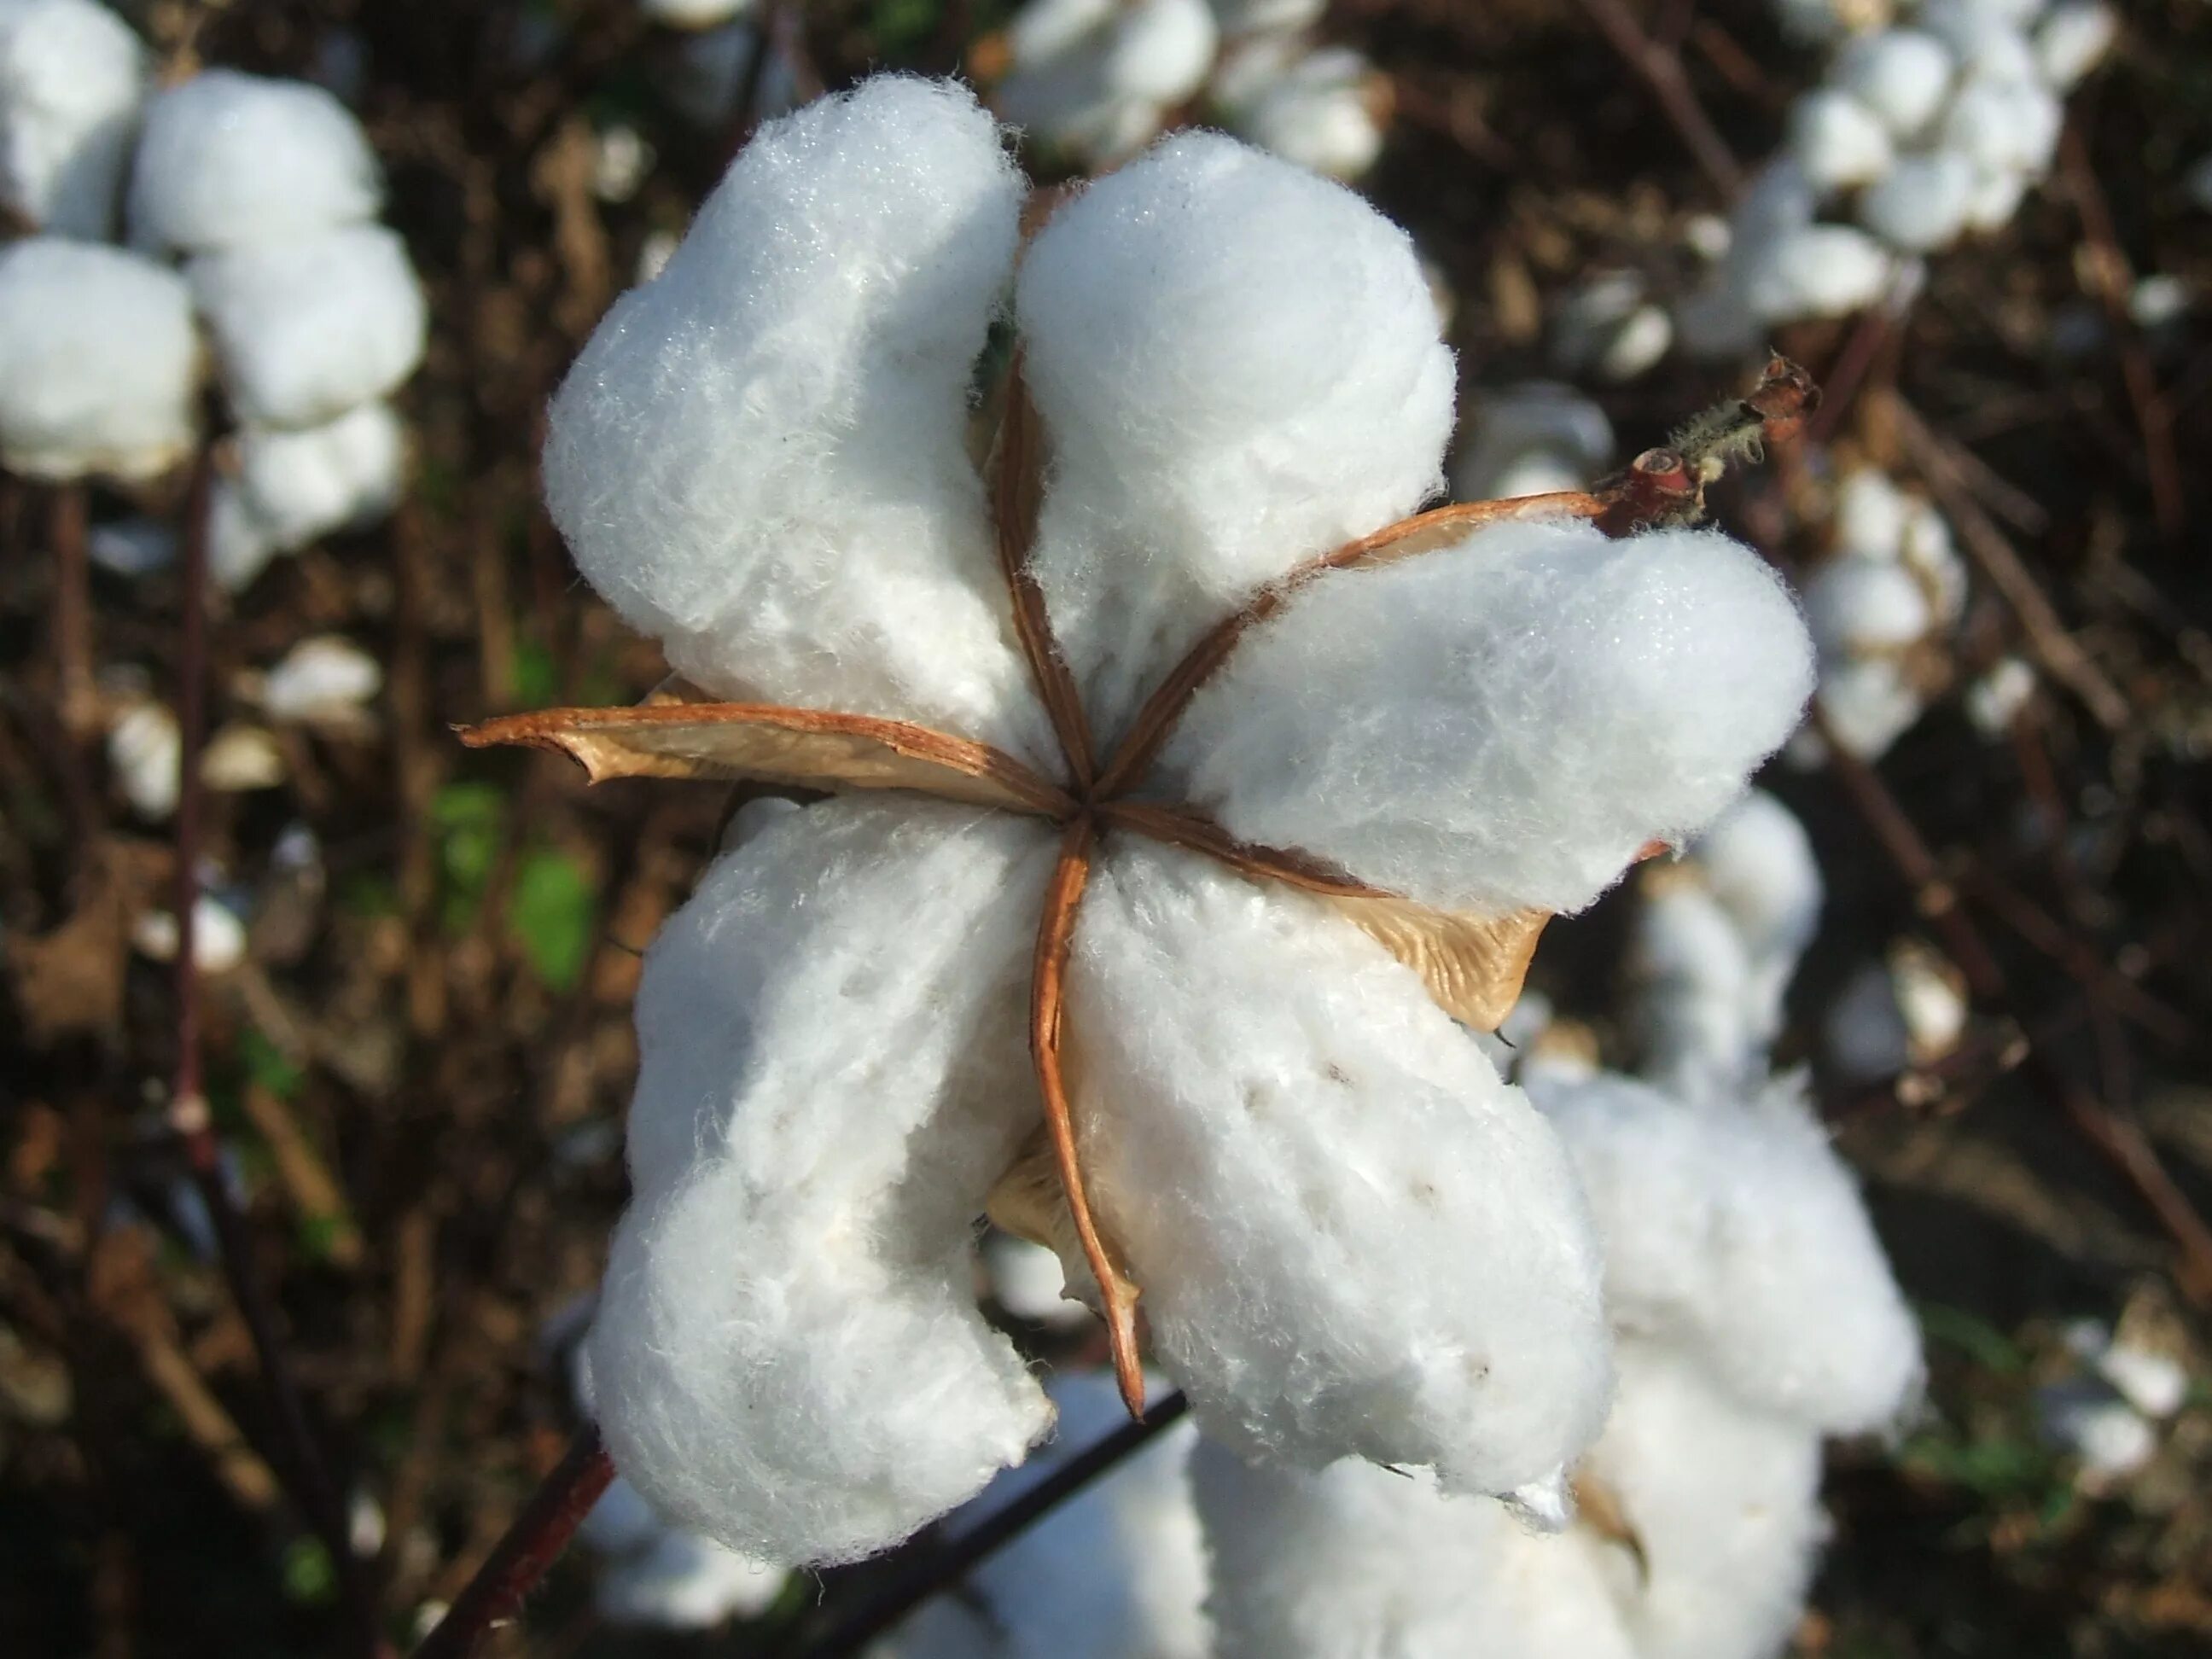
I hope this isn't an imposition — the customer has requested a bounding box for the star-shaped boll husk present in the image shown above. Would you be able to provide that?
[463,74,1819,1566]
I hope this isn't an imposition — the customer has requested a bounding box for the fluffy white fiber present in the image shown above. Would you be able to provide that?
[1194,1447,1636,1659]
[1532,1068,1922,1436]
[594,1530,786,1629]
[642,0,754,24]
[1019,131,1452,745]
[0,0,145,238]
[1065,841,1611,1499]
[0,237,198,481]
[259,636,383,725]
[1834,29,1955,137]
[1789,88,1895,190]
[1450,381,1613,500]
[1857,148,1976,250]
[875,1370,1208,1659]
[128,69,381,253]
[1210,39,1386,183]
[1156,515,1814,917]
[544,78,1056,765]
[585,797,1059,1563]
[995,0,1217,167]
[214,402,406,587]
[189,225,427,428]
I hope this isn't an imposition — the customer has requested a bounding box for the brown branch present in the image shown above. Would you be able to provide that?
[52,482,97,740]
[1029,816,1145,1414]
[993,358,1097,789]
[410,1425,615,1659]
[1574,0,1745,199]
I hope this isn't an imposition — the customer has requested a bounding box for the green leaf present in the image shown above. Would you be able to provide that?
[282,1536,337,1607]
[241,1027,306,1103]
[1916,1301,2025,1374]
[510,849,596,992]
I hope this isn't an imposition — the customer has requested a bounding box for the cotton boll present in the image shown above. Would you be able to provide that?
[1580,1340,1830,1659]
[1451,381,1613,501]
[1741,223,1895,322]
[1804,557,1935,656]
[0,239,198,482]
[108,701,180,819]
[1941,75,2062,180]
[1674,278,1762,360]
[1964,164,2030,232]
[201,724,286,792]
[544,79,1056,767]
[0,0,147,238]
[208,483,280,591]
[1857,150,1976,252]
[588,800,1057,1563]
[1192,1445,1634,1659]
[1158,517,1814,917]
[595,1531,786,1629]
[1551,274,1673,385]
[1208,0,1328,32]
[1534,1071,1923,1435]
[1810,655,1925,760]
[1834,467,1908,561]
[996,0,1216,166]
[1824,958,1912,1080]
[2035,3,2116,88]
[983,1232,1093,1328]
[230,402,406,558]
[189,226,425,428]
[1789,89,1895,190]
[128,70,381,253]
[643,0,754,23]
[1211,41,1388,182]
[1019,132,1452,744]
[1832,29,1955,138]
[1917,1,2037,87]
[1632,882,1763,1100]
[132,894,247,973]
[1068,842,1612,1499]
[1900,498,1966,623]
[878,1370,1208,1659]
[1692,789,1824,981]
[1965,655,2034,734]
[2037,1380,2156,1484]
[259,636,383,725]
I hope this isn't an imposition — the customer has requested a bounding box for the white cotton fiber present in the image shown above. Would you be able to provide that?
[1066,841,1612,1498]
[189,225,426,427]
[1155,516,1814,917]
[643,0,754,23]
[588,798,1059,1563]
[544,78,1056,765]
[996,0,1216,166]
[1579,1340,1829,1659]
[1742,223,1895,322]
[1834,466,1909,559]
[1788,89,1895,190]
[1918,1,2037,85]
[128,69,381,253]
[1941,75,2061,180]
[259,636,383,725]
[225,402,405,572]
[108,700,181,819]
[1018,131,1453,745]
[2035,3,2116,90]
[1212,41,1387,182]
[595,1529,786,1629]
[1856,149,1976,251]
[1692,789,1823,980]
[1808,656,1924,760]
[1804,556,1934,655]
[1450,381,1613,502]
[0,0,146,238]
[1193,1445,1634,1659]
[0,238,198,481]
[1834,28,1955,138]
[983,1232,1093,1328]
[876,1370,1208,1659]
[1533,1069,1922,1435]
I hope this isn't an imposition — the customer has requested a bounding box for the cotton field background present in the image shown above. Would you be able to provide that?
[3,1,2211,1656]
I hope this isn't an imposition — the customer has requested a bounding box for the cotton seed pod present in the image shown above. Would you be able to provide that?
[0,238,199,481]
[189,224,428,427]
[2035,3,2117,89]
[1832,28,1955,137]
[0,0,147,239]
[1788,87,1895,190]
[1856,148,1976,251]
[1900,495,1966,622]
[1964,163,2030,233]
[129,68,382,253]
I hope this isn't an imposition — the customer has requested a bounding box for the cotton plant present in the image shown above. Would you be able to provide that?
[460,74,1822,1565]
[1197,794,1921,1659]
[987,0,1388,181]
[1789,463,1969,763]
[1824,935,1970,1084]
[1449,381,1615,503]
[872,1369,1208,1659]
[1681,0,2117,354]
[0,4,426,590]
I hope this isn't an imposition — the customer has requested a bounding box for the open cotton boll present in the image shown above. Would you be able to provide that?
[259,636,383,725]
[1941,75,2062,181]
[1192,1445,1634,1659]
[1209,0,1328,32]
[132,893,247,973]
[1741,222,1895,322]
[1804,557,1935,655]
[1965,655,2034,735]
[1550,272,1673,385]
[1533,1071,1923,1435]
[595,1531,786,1629]
[983,1232,1094,1328]
[1833,28,1955,137]
[1451,381,1613,501]
[876,1370,1208,1659]
[1580,1340,1830,1659]
[0,0,146,239]
[642,0,754,23]
[1693,790,1823,978]
[587,800,1058,1563]
[2035,3,2116,90]
[1019,131,1452,745]
[995,0,1216,166]
[108,701,181,819]
[1211,41,1388,182]
[1156,517,1813,917]
[1066,842,1612,1499]
[1807,655,1924,761]
[1632,882,1764,1100]
[544,79,1055,766]
[1789,89,1895,189]
[1857,149,1976,251]
[190,226,426,428]
[230,402,406,559]
[128,70,381,253]
[1834,467,1909,559]
[208,483,279,591]
[0,239,198,481]
[1917,0,2038,87]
